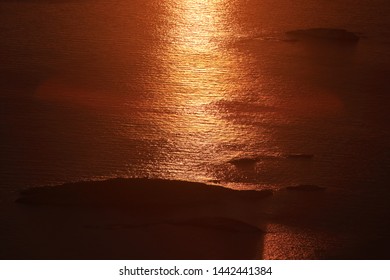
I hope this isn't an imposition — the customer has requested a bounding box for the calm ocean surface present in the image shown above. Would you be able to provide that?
[1,0,390,258]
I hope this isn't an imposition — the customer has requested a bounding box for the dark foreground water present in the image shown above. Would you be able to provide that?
[1,0,390,259]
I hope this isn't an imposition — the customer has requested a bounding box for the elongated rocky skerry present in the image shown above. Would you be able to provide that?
[16,178,273,208]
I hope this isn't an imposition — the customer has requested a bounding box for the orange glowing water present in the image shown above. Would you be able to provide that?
[1,0,390,259]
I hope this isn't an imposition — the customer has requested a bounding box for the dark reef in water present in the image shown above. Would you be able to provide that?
[228,157,259,166]
[286,28,360,43]
[16,178,272,208]
[284,154,314,159]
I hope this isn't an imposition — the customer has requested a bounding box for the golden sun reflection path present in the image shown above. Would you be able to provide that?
[141,0,271,181]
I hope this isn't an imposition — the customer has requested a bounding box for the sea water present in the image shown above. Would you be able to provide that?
[1,0,390,259]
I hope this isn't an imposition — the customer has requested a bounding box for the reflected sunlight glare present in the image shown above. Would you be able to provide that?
[146,0,265,180]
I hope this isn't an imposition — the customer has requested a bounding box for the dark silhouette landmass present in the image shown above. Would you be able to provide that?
[10,178,271,259]
[16,178,272,207]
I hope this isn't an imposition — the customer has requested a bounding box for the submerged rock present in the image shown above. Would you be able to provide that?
[228,157,258,166]
[284,154,314,159]
[286,28,359,43]
[228,154,280,167]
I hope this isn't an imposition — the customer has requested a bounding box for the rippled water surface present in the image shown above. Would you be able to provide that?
[1,0,390,258]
